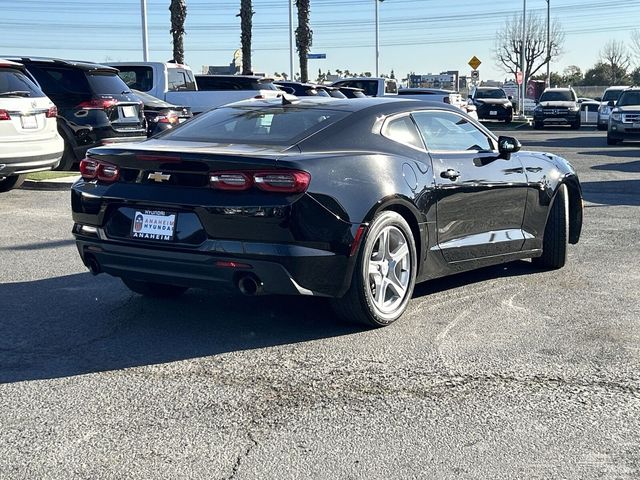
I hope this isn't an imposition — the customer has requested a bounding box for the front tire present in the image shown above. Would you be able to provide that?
[0,174,26,192]
[607,135,621,145]
[532,184,568,270]
[122,278,189,298]
[331,211,417,327]
[534,121,543,130]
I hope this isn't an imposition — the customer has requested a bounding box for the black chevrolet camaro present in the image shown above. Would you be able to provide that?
[71,97,583,327]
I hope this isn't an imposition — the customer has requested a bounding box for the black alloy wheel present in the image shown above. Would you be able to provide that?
[331,211,417,327]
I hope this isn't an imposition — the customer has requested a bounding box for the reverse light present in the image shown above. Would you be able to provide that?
[76,99,118,110]
[45,106,58,118]
[0,109,10,121]
[79,158,120,183]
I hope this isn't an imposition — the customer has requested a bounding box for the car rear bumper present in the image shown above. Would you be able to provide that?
[0,151,63,176]
[72,226,354,298]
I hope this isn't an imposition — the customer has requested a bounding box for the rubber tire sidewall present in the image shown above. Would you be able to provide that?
[533,183,568,270]
[0,174,26,193]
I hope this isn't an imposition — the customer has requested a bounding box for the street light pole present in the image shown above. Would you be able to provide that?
[546,0,551,88]
[289,0,295,80]
[375,0,380,77]
[140,0,149,61]
[521,0,526,116]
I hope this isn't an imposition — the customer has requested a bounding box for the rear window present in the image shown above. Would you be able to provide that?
[335,80,378,97]
[117,66,154,92]
[617,91,640,107]
[25,65,91,97]
[540,90,576,102]
[603,89,624,102]
[162,106,348,145]
[87,72,131,95]
[167,68,196,92]
[0,68,45,97]
[475,89,506,99]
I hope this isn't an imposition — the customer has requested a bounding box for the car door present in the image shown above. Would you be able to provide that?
[411,110,528,263]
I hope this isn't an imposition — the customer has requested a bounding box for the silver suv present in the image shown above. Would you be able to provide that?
[597,86,626,130]
[0,59,63,192]
[607,87,640,145]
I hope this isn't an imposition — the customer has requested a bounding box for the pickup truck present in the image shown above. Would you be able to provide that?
[331,77,398,97]
[107,62,279,114]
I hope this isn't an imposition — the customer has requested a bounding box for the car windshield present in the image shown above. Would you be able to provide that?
[616,91,640,106]
[0,68,45,97]
[161,105,348,145]
[475,89,506,99]
[540,91,575,102]
[602,89,624,102]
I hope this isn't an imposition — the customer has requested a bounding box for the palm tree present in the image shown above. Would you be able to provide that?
[237,0,253,74]
[169,0,187,64]
[295,0,312,82]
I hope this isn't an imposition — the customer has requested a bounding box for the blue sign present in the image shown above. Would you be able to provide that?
[306,53,327,59]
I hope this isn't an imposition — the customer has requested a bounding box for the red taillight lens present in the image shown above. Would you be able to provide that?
[45,106,58,118]
[253,171,310,193]
[209,172,252,191]
[79,158,119,183]
[158,112,179,125]
[76,99,118,110]
[0,109,10,121]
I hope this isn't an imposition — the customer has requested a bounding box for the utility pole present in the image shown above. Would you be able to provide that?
[546,0,551,88]
[140,0,149,61]
[521,0,526,116]
[375,0,380,77]
[288,0,295,80]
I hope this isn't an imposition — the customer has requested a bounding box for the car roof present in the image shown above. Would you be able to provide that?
[604,85,629,90]
[0,58,24,68]
[2,56,118,73]
[196,74,268,80]
[543,87,574,91]
[107,61,191,70]
[400,88,454,94]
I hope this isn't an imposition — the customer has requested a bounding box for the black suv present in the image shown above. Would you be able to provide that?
[469,87,513,123]
[5,57,147,170]
[607,87,640,145]
[533,87,580,129]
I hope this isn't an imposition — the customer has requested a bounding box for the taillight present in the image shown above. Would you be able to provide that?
[209,172,252,191]
[79,158,119,183]
[45,106,58,118]
[158,112,179,125]
[253,171,310,193]
[209,170,310,193]
[0,109,10,121]
[76,99,118,110]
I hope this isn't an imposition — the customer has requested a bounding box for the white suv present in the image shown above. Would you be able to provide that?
[597,86,627,131]
[0,59,63,192]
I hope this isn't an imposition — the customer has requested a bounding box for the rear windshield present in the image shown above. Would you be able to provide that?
[540,90,575,102]
[132,89,171,107]
[335,80,377,97]
[616,91,640,107]
[0,68,45,97]
[196,76,278,91]
[117,66,154,92]
[87,72,131,95]
[475,89,506,99]
[162,106,348,145]
[603,89,624,102]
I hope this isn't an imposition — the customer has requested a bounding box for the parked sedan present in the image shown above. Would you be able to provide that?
[131,89,192,137]
[72,98,583,327]
[0,59,63,192]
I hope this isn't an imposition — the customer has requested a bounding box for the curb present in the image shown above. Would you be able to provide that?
[21,177,79,191]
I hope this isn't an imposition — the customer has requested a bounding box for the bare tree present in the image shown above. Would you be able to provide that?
[494,14,564,85]
[169,0,187,64]
[237,0,253,74]
[629,30,640,63]
[295,0,312,83]
[599,39,631,84]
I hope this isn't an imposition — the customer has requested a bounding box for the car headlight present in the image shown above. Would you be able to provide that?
[600,106,610,114]
[611,112,622,121]
[569,106,579,112]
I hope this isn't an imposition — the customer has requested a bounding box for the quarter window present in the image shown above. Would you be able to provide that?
[412,111,493,152]
[381,115,423,150]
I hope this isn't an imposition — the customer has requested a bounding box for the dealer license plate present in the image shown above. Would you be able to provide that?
[489,110,498,116]
[131,210,176,241]
[20,114,38,129]
[122,105,137,118]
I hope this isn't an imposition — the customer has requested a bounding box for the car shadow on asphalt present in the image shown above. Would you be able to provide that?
[0,239,76,251]
[0,272,362,384]
[589,158,640,171]
[581,180,640,206]
[519,135,606,149]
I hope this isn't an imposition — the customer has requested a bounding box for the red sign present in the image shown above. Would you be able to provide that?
[516,71,523,85]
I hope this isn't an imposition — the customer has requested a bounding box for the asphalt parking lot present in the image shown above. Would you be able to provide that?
[1,126,639,479]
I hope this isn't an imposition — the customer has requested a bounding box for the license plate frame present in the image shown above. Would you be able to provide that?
[489,110,498,116]
[121,105,137,119]
[20,114,38,129]
[130,210,176,242]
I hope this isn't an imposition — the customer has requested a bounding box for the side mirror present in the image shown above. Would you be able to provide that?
[608,100,615,107]
[498,135,521,159]
[508,95,513,100]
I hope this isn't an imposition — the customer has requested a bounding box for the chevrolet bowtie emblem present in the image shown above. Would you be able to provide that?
[148,172,171,182]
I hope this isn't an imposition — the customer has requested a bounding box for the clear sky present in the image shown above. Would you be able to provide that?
[1,0,639,82]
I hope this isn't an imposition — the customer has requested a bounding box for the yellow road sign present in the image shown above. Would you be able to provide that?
[468,56,482,70]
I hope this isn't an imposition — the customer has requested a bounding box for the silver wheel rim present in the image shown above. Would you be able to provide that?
[366,225,411,316]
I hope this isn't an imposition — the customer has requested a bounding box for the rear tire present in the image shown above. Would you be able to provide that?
[122,278,189,298]
[597,124,607,131]
[570,120,581,130]
[534,121,543,130]
[0,174,26,192]
[532,184,568,270]
[331,211,417,327]
[54,139,77,171]
[607,135,621,145]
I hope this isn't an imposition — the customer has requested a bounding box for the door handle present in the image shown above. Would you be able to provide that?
[440,169,461,181]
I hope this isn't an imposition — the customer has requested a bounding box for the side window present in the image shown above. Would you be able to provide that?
[385,80,398,94]
[412,111,493,152]
[381,115,424,150]
[168,68,196,91]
